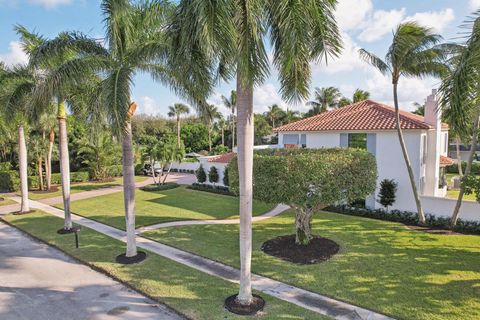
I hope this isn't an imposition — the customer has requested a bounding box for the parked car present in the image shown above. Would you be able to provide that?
[142,164,162,176]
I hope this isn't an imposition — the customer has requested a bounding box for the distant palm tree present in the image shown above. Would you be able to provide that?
[360,21,447,224]
[265,104,284,128]
[221,90,236,149]
[167,103,190,147]
[352,88,370,102]
[411,102,425,116]
[338,97,352,107]
[282,108,301,124]
[36,104,57,190]
[216,116,228,146]
[29,134,49,190]
[200,104,221,152]
[306,87,342,115]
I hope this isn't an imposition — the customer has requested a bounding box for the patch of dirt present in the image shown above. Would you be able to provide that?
[406,225,462,235]
[30,186,60,194]
[57,226,81,235]
[116,251,147,264]
[261,234,340,265]
[224,294,265,315]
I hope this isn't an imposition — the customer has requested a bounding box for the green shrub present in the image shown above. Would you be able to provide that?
[71,171,90,182]
[223,166,229,186]
[135,163,144,175]
[378,179,398,210]
[106,165,123,177]
[0,162,12,171]
[0,171,20,192]
[141,182,179,192]
[208,166,219,184]
[28,175,40,190]
[196,165,206,183]
[188,183,233,196]
[446,161,480,175]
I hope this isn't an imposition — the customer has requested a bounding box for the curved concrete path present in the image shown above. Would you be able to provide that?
[136,204,290,234]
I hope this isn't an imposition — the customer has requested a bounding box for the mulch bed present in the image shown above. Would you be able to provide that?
[57,226,81,234]
[224,294,265,315]
[261,234,340,265]
[30,185,60,194]
[116,251,147,264]
[406,225,463,235]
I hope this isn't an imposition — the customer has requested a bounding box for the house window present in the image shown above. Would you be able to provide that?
[283,134,306,148]
[348,133,367,149]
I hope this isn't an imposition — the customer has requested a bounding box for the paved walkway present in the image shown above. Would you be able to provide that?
[0,221,183,320]
[2,196,394,320]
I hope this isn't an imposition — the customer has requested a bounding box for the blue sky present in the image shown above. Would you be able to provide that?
[0,0,478,116]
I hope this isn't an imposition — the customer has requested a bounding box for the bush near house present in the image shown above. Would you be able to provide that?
[378,179,398,211]
[223,167,229,186]
[228,148,377,245]
[446,161,480,175]
[196,165,207,183]
[208,166,219,184]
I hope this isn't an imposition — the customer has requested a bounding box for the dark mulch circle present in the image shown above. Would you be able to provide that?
[406,225,462,235]
[13,210,36,215]
[261,234,340,265]
[224,294,265,316]
[57,226,81,235]
[116,251,147,264]
[31,185,60,194]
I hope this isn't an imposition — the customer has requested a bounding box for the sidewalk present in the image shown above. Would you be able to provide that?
[2,196,394,320]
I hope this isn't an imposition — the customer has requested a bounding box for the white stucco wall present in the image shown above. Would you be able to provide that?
[421,196,480,222]
[197,158,228,186]
[170,162,200,171]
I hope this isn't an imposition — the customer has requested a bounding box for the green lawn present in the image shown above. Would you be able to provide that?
[0,197,15,206]
[446,173,477,201]
[57,186,273,230]
[144,210,480,320]
[27,176,149,200]
[2,211,325,320]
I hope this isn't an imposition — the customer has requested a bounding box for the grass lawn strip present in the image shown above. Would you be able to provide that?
[2,210,326,320]
[56,186,273,230]
[0,197,16,206]
[144,210,480,320]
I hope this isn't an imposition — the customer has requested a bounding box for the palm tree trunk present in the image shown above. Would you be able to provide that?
[451,108,480,227]
[58,101,72,230]
[18,125,29,213]
[177,116,181,147]
[46,129,54,190]
[123,120,137,257]
[232,114,235,150]
[222,128,225,146]
[38,157,44,191]
[456,136,463,176]
[393,83,426,224]
[208,126,212,152]
[162,162,173,184]
[236,74,254,305]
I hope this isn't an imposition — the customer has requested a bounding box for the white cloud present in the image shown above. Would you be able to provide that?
[0,41,28,67]
[469,0,480,10]
[137,96,160,115]
[404,8,455,33]
[253,83,288,113]
[335,0,373,32]
[358,8,406,43]
[28,0,72,9]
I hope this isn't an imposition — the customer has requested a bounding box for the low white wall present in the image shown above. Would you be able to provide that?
[420,196,480,222]
[169,162,199,171]
[197,159,228,186]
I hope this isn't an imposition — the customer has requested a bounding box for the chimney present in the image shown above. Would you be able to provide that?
[424,89,440,128]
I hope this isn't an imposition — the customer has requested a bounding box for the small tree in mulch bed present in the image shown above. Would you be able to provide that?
[208,166,219,185]
[196,164,207,183]
[229,148,377,246]
[223,166,229,186]
[378,178,398,211]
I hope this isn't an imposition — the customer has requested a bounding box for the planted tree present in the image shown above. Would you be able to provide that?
[208,166,219,185]
[223,166,229,186]
[378,179,398,212]
[167,103,189,147]
[196,164,207,184]
[229,148,377,245]
[221,90,237,149]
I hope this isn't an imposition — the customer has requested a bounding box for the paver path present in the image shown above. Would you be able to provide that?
[0,220,183,320]
[1,196,394,320]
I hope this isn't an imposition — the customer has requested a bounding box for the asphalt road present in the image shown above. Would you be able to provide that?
[0,221,184,320]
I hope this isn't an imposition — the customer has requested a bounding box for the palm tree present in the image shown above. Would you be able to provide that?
[265,104,283,128]
[359,22,446,224]
[221,90,236,149]
[29,134,48,191]
[0,65,37,213]
[338,97,352,107]
[167,103,189,147]
[170,0,341,308]
[306,86,342,115]
[440,15,480,226]
[411,102,425,116]
[282,108,301,124]
[35,104,57,190]
[216,116,228,146]
[33,0,212,260]
[200,104,221,152]
[352,88,370,102]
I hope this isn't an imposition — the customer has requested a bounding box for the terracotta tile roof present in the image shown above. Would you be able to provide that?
[207,152,236,163]
[274,100,449,132]
[440,155,455,166]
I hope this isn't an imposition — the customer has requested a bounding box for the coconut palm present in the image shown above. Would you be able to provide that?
[359,22,447,224]
[33,0,213,259]
[440,15,480,226]
[170,0,341,307]
[221,90,236,149]
[200,104,221,152]
[167,103,189,147]
[306,86,342,115]
[352,88,370,102]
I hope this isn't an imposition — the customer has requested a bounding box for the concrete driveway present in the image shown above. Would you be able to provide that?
[0,221,184,320]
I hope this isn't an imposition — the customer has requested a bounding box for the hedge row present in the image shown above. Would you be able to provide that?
[446,161,480,175]
[187,183,233,196]
[327,205,480,234]
[28,171,90,189]
[171,168,195,174]
[141,182,179,192]
[0,171,20,192]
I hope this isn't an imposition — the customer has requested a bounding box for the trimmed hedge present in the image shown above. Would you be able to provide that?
[28,171,90,190]
[446,161,480,175]
[327,205,480,234]
[187,183,233,196]
[172,168,195,174]
[0,171,20,192]
[141,182,179,192]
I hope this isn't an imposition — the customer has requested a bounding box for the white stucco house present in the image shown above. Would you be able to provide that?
[273,89,470,216]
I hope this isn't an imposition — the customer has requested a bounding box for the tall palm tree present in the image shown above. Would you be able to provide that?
[34,0,212,260]
[29,134,48,191]
[411,102,425,116]
[170,0,341,308]
[265,104,283,128]
[352,88,370,102]
[359,22,446,224]
[0,65,38,213]
[167,103,189,147]
[440,14,480,226]
[306,86,342,115]
[200,104,221,152]
[221,90,236,149]
[35,104,57,190]
[216,116,228,146]
[282,108,301,124]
